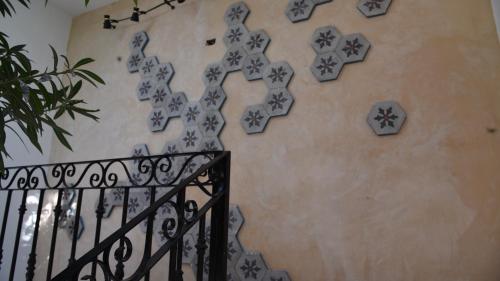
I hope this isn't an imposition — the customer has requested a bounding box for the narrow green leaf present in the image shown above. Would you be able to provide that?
[78,69,105,85]
[73,57,94,69]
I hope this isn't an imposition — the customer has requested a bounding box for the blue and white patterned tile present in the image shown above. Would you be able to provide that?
[154,63,175,85]
[240,104,271,135]
[224,1,250,26]
[203,62,228,87]
[181,102,205,127]
[150,83,172,108]
[148,107,169,132]
[367,100,406,136]
[236,252,268,281]
[127,50,145,73]
[223,45,248,72]
[357,0,392,18]
[310,51,344,82]
[263,62,294,89]
[311,25,343,54]
[166,91,188,118]
[335,33,371,64]
[285,0,315,23]
[243,29,271,55]
[242,53,270,81]
[264,88,294,117]
[139,56,160,78]
[223,24,249,48]
[129,31,149,51]
[200,86,226,111]
[136,77,156,101]
[197,110,225,138]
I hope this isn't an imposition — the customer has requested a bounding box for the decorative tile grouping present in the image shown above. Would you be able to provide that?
[285,0,332,23]
[367,101,406,136]
[357,0,392,18]
[310,25,371,82]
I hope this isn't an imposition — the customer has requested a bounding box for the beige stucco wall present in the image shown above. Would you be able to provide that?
[48,0,500,280]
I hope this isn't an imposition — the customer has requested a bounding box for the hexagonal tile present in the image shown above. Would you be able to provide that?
[180,154,211,179]
[223,46,248,72]
[148,107,169,132]
[228,267,242,281]
[150,84,172,108]
[203,62,228,87]
[286,0,315,23]
[127,50,145,73]
[224,1,250,26]
[310,52,344,82]
[200,137,224,152]
[236,252,268,281]
[181,102,205,127]
[179,126,203,152]
[130,143,151,171]
[367,101,407,136]
[200,86,226,111]
[108,188,125,206]
[130,169,152,186]
[311,25,343,54]
[241,105,270,135]
[263,62,294,89]
[335,33,371,64]
[126,192,146,219]
[198,110,225,138]
[154,63,175,85]
[229,205,244,235]
[136,77,156,101]
[139,56,159,78]
[182,234,197,264]
[311,0,332,4]
[156,160,182,185]
[358,0,392,18]
[157,201,176,219]
[129,31,149,51]
[162,139,182,155]
[243,29,271,55]
[228,235,244,268]
[223,24,249,48]
[264,88,294,117]
[166,91,188,118]
[263,271,291,281]
[242,53,270,81]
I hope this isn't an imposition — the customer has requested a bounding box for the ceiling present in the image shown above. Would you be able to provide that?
[50,0,119,16]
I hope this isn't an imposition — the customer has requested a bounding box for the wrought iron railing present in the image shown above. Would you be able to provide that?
[0,151,231,281]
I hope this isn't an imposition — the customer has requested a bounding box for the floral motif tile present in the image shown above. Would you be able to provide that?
[240,104,271,134]
[203,62,228,87]
[242,53,270,81]
[127,50,145,73]
[243,29,271,55]
[154,63,175,85]
[179,126,204,152]
[285,0,316,23]
[367,101,406,136]
[200,86,226,111]
[335,33,371,64]
[166,91,188,118]
[357,0,392,18]
[311,25,343,54]
[224,1,250,26]
[150,84,172,108]
[136,77,156,101]
[264,88,294,117]
[223,45,248,72]
[148,107,169,132]
[197,110,225,138]
[236,252,268,281]
[200,136,224,152]
[223,23,249,48]
[139,56,160,78]
[181,102,205,127]
[310,51,344,82]
[263,62,294,89]
[129,31,149,51]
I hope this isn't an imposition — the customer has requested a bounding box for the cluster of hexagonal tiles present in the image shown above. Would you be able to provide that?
[357,0,392,18]
[285,0,332,23]
[222,1,295,134]
[310,25,371,82]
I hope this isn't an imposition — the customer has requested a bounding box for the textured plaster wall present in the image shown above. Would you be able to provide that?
[48,0,500,280]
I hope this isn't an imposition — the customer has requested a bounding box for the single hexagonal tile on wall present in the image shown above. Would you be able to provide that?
[200,86,226,111]
[311,51,344,82]
[240,104,270,134]
[367,101,407,136]
[148,107,169,132]
[242,53,270,81]
[108,187,125,206]
[200,137,224,152]
[225,1,250,25]
[203,62,228,87]
[263,61,294,89]
[166,91,188,118]
[286,0,315,23]
[126,192,146,220]
[358,0,392,18]
[127,50,145,73]
[243,29,271,54]
[181,102,205,127]
[236,252,268,281]
[154,63,175,85]
[150,84,172,108]
[223,45,248,72]
[264,88,294,117]
[335,33,371,64]
[136,77,156,101]
[228,235,244,268]
[229,205,245,235]
[130,143,150,171]
[180,126,204,152]
[139,56,160,78]
[311,25,343,54]
[162,139,182,155]
[223,23,249,48]
[263,270,291,281]
[197,110,225,138]
[129,31,149,51]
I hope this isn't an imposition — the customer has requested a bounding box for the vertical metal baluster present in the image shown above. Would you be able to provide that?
[46,189,63,281]
[68,189,83,265]
[0,190,13,271]
[195,214,206,281]
[9,190,28,281]
[115,187,129,280]
[26,189,45,281]
[175,188,186,281]
[143,186,156,281]
[91,188,106,278]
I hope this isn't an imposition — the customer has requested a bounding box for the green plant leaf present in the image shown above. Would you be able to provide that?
[73,57,94,69]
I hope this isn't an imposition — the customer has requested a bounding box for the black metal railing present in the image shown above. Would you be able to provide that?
[0,151,231,281]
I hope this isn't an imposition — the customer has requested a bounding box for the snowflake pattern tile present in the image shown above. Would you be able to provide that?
[127,50,145,73]
[161,139,182,155]
[228,235,244,268]
[311,51,344,82]
[136,77,156,101]
[264,88,294,117]
[286,0,316,23]
[242,53,270,81]
[139,56,160,78]
[223,24,249,48]
[200,86,226,111]
[200,137,224,152]
[181,102,205,127]
[154,63,175,85]
[367,101,406,136]
[130,143,151,172]
[126,192,146,219]
[357,0,392,18]
[148,107,169,132]
[197,110,225,138]
[224,1,250,25]
[229,205,244,235]
[243,29,271,55]
[240,104,271,134]
[203,62,228,87]
[129,31,149,51]
[166,91,188,118]
[311,25,343,54]
[263,271,291,281]
[263,61,294,89]
[236,252,268,281]
[223,45,248,72]
[335,33,371,64]
[150,84,172,108]
[181,155,211,179]
[180,126,203,152]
